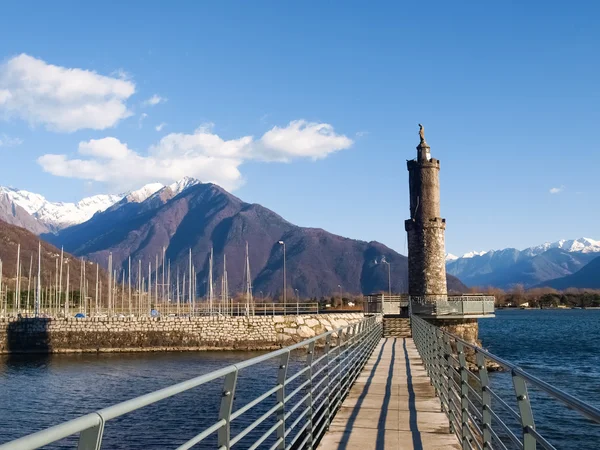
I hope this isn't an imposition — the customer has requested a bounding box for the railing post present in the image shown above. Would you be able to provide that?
[442,332,457,436]
[218,369,238,449]
[433,329,445,409]
[456,341,470,449]
[276,350,290,450]
[337,328,346,404]
[512,371,536,450]
[77,414,104,450]
[306,340,316,448]
[324,334,332,430]
[476,351,492,449]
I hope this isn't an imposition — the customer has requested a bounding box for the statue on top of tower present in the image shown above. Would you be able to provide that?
[418,123,426,144]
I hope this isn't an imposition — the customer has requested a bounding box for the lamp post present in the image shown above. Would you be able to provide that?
[278,241,286,313]
[338,284,342,306]
[384,260,392,298]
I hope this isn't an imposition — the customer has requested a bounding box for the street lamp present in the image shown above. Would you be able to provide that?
[383,261,392,298]
[338,284,342,305]
[294,289,299,301]
[278,241,286,312]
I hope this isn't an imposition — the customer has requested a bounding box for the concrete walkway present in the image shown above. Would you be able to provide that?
[318,337,460,450]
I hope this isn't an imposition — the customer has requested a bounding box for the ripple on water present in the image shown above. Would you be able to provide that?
[479,309,600,450]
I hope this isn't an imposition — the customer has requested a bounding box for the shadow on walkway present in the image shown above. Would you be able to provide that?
[404,337,423,450]
[323,337,429,450]
[337,338,388,450]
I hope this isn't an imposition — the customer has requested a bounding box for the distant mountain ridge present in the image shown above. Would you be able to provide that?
[42,180,466,297]
[446,238,600,289]
[0,177,201,233]
[541,255,600,290]
[447,237,600,262]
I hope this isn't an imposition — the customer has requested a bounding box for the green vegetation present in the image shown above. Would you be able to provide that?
[470,286,600,308]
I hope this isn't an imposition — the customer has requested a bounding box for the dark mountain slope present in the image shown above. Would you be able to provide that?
[541,256,600,290]
[0,219,104,290]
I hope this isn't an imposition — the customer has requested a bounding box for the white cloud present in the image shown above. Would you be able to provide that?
[156,122,166,132]
[138,112,148,128]
[0,54,135,132]
[37,120,353,191]
[0,133,23,147]
[257,120,353,162]
[143,94,166,107]
[549,186,565,194]
[355,131,369,137]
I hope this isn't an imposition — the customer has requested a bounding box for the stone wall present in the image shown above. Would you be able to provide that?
[0,313,365,354]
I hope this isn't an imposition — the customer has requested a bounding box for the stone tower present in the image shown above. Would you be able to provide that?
[405,124,448,300]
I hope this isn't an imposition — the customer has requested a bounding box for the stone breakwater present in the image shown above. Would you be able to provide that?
[0,313,365,354]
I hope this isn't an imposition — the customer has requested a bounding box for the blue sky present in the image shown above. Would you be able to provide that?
[0,1,598,256]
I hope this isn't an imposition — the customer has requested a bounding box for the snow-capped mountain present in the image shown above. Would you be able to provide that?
[445,253,459,262]
[124,183,164,203]
[451,238,600,262]
[523,238,600,256]
[0,186,122,231]
[168,176,201,196]
[0,177,202,233]
[446,237,600,289]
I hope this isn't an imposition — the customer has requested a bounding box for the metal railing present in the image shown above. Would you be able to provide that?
[0,316,381,450]
[411,295,495,317]
[363,295,409,315]
[0,302,320,319]
[411,315,600,450]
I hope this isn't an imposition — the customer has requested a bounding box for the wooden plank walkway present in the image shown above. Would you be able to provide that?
[318,337,460,450]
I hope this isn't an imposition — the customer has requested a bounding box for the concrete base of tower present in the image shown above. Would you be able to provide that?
[424,317,501,370]
[427,318,480,346]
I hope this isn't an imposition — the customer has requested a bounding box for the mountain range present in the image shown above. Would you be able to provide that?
[3,177,597,294]
[0,178,466,297]
[446,238,600,289]
[0,177,201,233]
[540,255,600,290]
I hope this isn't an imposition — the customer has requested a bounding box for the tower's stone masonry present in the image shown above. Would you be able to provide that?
[405,136,448,299]
[404,125,485,355]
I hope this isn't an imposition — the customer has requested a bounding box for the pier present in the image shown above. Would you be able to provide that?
[2,311,600,449]
[318,337,459,449]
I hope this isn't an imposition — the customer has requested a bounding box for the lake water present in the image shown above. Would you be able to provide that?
[0,310,598,449]
[479,309,600,450]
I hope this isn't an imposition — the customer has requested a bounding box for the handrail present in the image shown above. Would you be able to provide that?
[0,315,382,449]
[411,314,600,450]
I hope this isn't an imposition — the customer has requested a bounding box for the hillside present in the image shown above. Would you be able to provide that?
[0,219,106,293]
[541,256,600,290]
[47,181,466,297]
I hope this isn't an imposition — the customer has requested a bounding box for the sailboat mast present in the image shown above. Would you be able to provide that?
[15,243,20,312]
[65,264,70,317]
[245,241,253,315]
[59,247,63,314]
[209,248,214,315]
[128,256,132,316]
[107,253,112,315]
[188,249,192,316]
[27,254,32,314]
[36,242,41,317]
